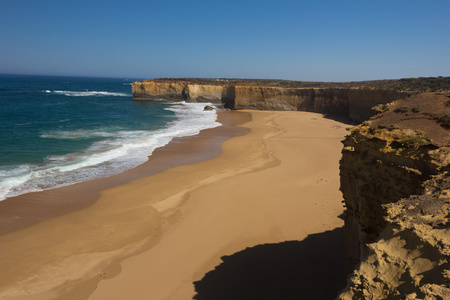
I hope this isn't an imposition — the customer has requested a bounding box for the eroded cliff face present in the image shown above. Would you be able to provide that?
[132,79,408,122]
[233,86,405,121]
[187,84,223,102]
[132,80,187,100]
[232,86,351,113]
[338,92,450,299]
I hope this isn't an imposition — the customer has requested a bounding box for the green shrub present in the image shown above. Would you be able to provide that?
[394,107,409,113]
[434,113,450,129]
[400,137,428,147]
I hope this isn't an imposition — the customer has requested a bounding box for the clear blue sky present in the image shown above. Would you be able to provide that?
[1,0,449,81]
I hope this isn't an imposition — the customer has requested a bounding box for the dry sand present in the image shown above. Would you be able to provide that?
[0,110,351,300]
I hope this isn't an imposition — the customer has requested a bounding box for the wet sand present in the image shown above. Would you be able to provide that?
[0,111,249,235]
[0,110,351,299]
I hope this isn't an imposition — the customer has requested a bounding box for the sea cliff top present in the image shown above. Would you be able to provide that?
[139,77,450,93]
[365,92,450,146]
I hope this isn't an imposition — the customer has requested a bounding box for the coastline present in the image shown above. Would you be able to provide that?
[0,111,249,235]
[0,110,351,299]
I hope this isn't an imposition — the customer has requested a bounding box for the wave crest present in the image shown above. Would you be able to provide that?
[45,90,131,97]
[40,129,118,140]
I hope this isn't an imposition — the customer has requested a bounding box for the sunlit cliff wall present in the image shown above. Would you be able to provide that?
[132,80,408,123]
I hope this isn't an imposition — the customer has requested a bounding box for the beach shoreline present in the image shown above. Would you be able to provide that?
[0,110,250,235]
[0,110,351,299]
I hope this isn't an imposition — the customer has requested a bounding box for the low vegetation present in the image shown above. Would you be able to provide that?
[400,137,430,147]
[434,113,450,129]
[150,77,450,93]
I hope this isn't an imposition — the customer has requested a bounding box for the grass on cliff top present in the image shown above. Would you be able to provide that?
[399,137,430,147]
[147,77,450,93]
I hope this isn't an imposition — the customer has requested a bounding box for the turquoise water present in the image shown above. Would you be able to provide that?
[0,74,220,200]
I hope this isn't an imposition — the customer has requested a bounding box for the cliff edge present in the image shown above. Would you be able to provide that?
[132,79,410,123]
[338,92,450,299]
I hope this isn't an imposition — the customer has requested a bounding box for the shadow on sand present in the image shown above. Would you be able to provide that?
[193,227,348,300]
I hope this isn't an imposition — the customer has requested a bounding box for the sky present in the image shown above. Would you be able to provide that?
[0,0,449,82]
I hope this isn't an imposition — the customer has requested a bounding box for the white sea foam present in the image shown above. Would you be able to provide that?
[47,90,131,97]
[0,166,41,201]
[0,102,220,201]
[40,129,119,139]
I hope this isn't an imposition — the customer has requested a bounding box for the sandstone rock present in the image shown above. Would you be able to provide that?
[188,85,223,103]
[131,80,187,100]
[338,92,450,299]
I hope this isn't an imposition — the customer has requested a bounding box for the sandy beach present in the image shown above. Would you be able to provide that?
[0,110,351,300]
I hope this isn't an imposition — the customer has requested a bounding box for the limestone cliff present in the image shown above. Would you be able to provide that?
[132,79,408,123]
[338,92,450,299]
[187,84,223,102]
[132,80,187,100]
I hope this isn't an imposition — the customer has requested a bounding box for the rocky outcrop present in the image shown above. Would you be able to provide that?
[339,182,450,299]
[338,92,450,299]
[132,79,408,123]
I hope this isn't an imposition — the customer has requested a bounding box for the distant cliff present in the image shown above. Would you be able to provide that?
[338,92,450,299]
[132,79,409,123]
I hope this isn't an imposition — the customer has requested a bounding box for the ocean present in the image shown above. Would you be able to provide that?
[0,74,220,201]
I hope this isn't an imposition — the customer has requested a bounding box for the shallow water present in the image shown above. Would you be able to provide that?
[0,74,220,200]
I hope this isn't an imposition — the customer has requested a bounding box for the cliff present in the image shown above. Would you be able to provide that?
[338,92,450,299]
[132,79,408,123]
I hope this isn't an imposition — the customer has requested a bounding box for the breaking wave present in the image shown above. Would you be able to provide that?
[45,90,131,97]
[0,102,220,201]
